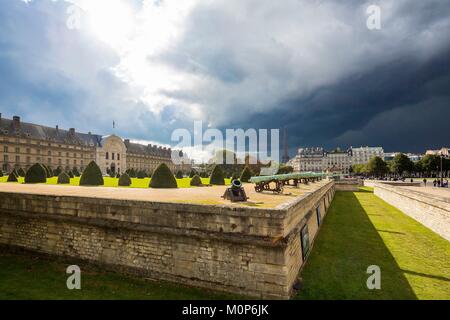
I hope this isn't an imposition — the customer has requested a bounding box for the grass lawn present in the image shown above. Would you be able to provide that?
[0,251,244,300]
[0,176,231,189]
[296,187,450,300]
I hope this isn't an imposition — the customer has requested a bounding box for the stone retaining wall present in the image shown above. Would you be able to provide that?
[373,183,450,241]
[0,182,335,299]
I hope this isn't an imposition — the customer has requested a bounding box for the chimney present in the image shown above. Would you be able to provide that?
[69,128,75,135]
[0,113,2,120]
[56,125,59,132]
[13,116,20,125]
[124,139,130,145]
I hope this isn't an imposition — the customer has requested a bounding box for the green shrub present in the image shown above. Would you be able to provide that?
[17,168,26,177]
[189,170,197,178]
[240,166,253,183]
[118,173,132,187]
[68,171,74,178]
[190,175,203,186]
[79,161,104,186]
[231,172,239,181]
[7,172,18,182]
[150,163,178,189]
[137,170,146,179]
[40,164,52,178]
[25,163,47,184]
[57,172,70,184]
[109,172,116,178]
[0,170,3,178]
[209,165,225,185]
[116,173,121,178]
[72,167,80,177]
[53,167,62,177]
[176,171,184,179]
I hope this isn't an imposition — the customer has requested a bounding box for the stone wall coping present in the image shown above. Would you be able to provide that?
[373,182,450,211]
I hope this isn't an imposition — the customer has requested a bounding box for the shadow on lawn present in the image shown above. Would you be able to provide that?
[296,190,417,300]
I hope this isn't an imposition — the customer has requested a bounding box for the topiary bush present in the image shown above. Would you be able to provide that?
[209,165,225,185]
[116,173,121,178]
[190,175,203,187]
[150,163,178,189]
[7,171,18,182]
[68,171,74,178]
[17,168,26,177]
[0,170,3,178]
[40,164,52,178]
[189,170,197,178]
[240,166,253,183]
[137,170,146,179]
[53,167,62,177]
[57,172,70,184]
[79,161,104,186]
[25,163,47,184]
[176,171,184,179]
[72,167,80,177]
[118,173,132,187]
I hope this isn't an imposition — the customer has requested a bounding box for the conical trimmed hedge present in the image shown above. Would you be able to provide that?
[176,171,184,179]
[72,167,80,177]
[150,163,178,189]
[190,175,203,187]
[189,170,197,178]
[79,161,104,186]
[25,163,47,184]
[0,170,3,178]
[57,172,70,185]
[7,172,18,182]
[17,168,26,177]
[68,171,74,178]
[53,167,62,177]
[137,170,146,179]
[210,165,225,185]
[119,173,132,187]
[240,166,253,183]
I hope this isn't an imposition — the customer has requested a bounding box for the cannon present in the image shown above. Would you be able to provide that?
[249,172,327,194]
[222,179,249,202]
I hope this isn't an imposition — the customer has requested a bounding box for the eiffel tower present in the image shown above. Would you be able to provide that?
[282,127,290,164]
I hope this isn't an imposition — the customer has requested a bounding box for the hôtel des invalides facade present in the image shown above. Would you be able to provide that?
[0,114,191,175]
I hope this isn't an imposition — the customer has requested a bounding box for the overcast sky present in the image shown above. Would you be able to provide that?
[0,0,449,157]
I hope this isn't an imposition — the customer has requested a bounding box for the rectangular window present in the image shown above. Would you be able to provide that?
[106,152,109,160]
[316,206,321,226]
[4,155,8,162]
[117,154,120,161]
[300,225,310,260]
[112,153,115,160]
[3,146,8,153]
[15,147,20,153]
[16,156,20,163]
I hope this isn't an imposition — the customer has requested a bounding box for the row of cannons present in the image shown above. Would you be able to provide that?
[223,172,338,202]
[249,172,330,194]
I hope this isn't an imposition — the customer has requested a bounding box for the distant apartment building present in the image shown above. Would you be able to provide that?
[426,147,449,157]
[384,152,423,162]
[292,145,384,174]
[293,147,325,173]
[292,147,353,174]
[351,146,384,165]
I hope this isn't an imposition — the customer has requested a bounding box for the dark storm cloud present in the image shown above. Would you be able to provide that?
[1,0,449,156]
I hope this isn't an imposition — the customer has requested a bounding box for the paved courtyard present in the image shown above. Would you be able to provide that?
[0,180,330,209]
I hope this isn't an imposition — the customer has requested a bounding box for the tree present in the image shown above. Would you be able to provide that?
[118,173,132,187]
[68,171,74,178]
[277,165,294,175]
[79,161,104,186]
[209,165,225,185]
[190,175,203,187]
[40,164,53,178]
[391,153,414,176]
[137,170,147,179]
[53,167,62,177]
[57,172,70,185]
[72,167,80,177]
[189,170,197,178]
[419,155,440,177]
[150,163,178,188]
[25,163,47,184]
[366,157,388,178]
[240,166,253,183]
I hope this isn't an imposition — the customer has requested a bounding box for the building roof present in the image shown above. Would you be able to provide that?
[0,115,102,147]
